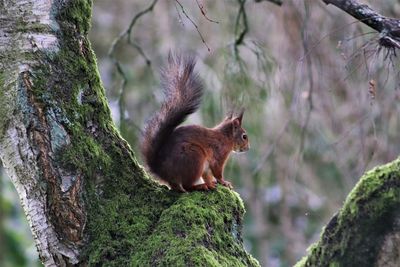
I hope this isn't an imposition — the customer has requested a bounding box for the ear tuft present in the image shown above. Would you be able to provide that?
[224,110,234,121]
[235,109,245,125]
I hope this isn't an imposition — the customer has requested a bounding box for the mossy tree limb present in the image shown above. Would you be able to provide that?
[0,0,258,266]
[295,158,400,267]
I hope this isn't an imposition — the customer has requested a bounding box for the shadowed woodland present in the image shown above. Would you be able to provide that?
[1,0,400,266]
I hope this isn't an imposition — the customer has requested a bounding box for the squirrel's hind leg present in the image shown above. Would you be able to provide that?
[187,183,209,191]
[169,182,187,193]
[202,168,216,190]
[179,144,209,192]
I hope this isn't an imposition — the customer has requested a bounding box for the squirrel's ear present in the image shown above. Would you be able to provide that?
[234,109,245,125]
[232,118,240,128]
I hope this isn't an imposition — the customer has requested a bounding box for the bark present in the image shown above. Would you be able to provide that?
[295,158,400,267]
[0,1,259,266]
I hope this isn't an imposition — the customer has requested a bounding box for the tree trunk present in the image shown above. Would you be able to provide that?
[0,1,259,266]
[295,158,400,267]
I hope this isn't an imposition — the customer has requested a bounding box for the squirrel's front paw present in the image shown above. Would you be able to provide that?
[206,181,217,190]
[220,179,233,189]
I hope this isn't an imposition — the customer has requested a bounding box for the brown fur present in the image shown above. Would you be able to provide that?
[140,54,249,192]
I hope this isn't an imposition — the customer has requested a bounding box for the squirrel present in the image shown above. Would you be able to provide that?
[140,54,249,192]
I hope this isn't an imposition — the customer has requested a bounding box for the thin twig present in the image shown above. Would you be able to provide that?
[299,19,371,62]
[231,0,248,72]
[254,0,283,6]
[195,0,219,23]
[108,0,158,64]
[322,0,400,54]
[252,120,290,175]
[108,0,159,129]
[343,36,379,69]
[298,2,314,156]
[175,0,211,52]
[234,0,248,47]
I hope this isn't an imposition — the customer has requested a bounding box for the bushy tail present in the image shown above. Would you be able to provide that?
[140,54,203,175]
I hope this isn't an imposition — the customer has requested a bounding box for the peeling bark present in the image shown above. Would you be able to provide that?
[1,1,81,265]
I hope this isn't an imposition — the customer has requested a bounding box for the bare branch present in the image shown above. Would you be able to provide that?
[323,0,400,51]
[231,0,249,67]
[234,0,248,47]
[108,0,158,129]
[254,0,283,6]
[175,0,211,52]
[108,0,158,65]
[196,0,219,24]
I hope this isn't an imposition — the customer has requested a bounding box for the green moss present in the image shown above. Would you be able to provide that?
[57,0,92,34]
[13,9,52,33]
[16,21,51,33]
[0,72,4,100]
[296,158,400,267]
[129,188,257,267]
[0,71,4,87]
[18,0,260,265]
[294,256,307,267]
[84,186,258,266]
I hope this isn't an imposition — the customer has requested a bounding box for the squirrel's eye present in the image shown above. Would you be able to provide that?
[242,133,247,140]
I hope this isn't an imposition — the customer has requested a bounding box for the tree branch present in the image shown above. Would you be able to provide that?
[175,0,211,51]
[108,0,158,65]
[235,0,248,47]
[108,0,158,131]
[254,0,282,6]
[323,0,400,50]
[295,158,400,266]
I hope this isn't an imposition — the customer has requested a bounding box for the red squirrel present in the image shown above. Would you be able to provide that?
[140,54,249,192]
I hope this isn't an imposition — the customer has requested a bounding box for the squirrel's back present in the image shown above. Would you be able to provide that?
[140,54,204,177]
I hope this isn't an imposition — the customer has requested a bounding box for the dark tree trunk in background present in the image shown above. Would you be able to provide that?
[0,1,258,266]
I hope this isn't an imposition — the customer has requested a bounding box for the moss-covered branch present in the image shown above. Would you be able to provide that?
[295,158,400,267]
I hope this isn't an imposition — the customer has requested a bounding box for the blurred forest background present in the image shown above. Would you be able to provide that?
[1,1,400,266]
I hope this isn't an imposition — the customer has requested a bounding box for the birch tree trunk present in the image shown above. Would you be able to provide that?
[0,1,259,266]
